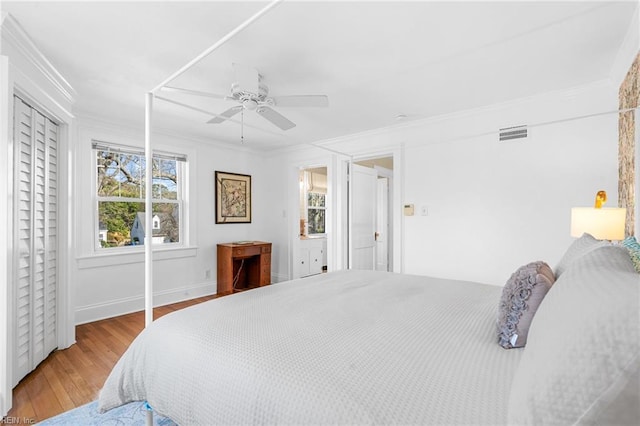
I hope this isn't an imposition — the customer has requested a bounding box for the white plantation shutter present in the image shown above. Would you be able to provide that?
[45,120,58,354]
[15,98,33,382]
[13,96,58,385]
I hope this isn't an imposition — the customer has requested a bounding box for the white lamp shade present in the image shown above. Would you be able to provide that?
[570,207,626,240]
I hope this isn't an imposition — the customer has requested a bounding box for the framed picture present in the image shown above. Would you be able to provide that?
[215,171,252,224]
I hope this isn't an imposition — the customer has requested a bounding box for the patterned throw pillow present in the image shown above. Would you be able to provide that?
[622,236,640,272]
[497,261,555,349]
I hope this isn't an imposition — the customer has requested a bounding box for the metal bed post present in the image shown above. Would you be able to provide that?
[144,91,154,426]
[150,0,283,93]
[141,3,283,424]
[144,91,154,329]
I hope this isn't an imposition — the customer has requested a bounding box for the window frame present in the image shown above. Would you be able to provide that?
[306,191,327,236]
[92,140,187,252]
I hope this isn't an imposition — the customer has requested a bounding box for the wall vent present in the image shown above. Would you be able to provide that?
[499,125,528,141]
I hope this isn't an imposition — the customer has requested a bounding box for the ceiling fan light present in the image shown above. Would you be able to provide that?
[244,99,259,110]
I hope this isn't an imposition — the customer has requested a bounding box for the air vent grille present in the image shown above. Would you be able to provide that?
[499,125,528,141]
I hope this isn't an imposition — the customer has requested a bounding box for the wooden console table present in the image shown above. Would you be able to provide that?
[217,241,271,295]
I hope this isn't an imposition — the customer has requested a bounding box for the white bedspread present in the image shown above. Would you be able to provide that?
[99,270,522,425]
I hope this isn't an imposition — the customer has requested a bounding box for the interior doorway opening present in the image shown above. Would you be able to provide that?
[296,166,328,278]
[352,156,394,272]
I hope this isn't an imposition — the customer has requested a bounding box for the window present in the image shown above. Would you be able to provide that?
[94,141,186,249]
[307,192,326,235]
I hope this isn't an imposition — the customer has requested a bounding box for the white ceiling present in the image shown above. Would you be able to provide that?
[2,1,637,150]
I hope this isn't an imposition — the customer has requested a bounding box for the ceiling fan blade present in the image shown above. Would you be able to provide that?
[271,95,329,108]
[207,106,243,124]
[232,62,260,94]
[256,106,296,131]
[161,86,228,100]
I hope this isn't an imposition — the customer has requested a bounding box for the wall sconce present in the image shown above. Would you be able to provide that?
[571,190,626,240]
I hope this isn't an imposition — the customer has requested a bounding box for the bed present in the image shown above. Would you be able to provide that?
[98,236,640,425]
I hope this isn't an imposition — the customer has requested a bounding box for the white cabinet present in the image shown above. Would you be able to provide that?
[299,238,326,277]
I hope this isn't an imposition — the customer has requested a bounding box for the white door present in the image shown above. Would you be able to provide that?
[375,177,389,271]
[351,164,377,270]
[13,96,58,385]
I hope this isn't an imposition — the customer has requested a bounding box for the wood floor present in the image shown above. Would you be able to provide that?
[6,295,216,424]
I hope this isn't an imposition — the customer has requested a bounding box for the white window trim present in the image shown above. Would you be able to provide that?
[92,140,188,253]
[76,245,198,269]
[307,191,327,236]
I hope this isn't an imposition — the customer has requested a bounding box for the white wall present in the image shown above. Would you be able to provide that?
[72,117,279,323]
[314,80,620,286]
[265,144,355,280]
[403,101,618,284]
[1,13,76,416]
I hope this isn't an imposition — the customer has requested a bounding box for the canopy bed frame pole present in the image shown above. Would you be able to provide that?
[144,91,154,328]
[151,0,282,93]
[145,0,283,327]
[144,91,153,426]
[142,2,283,423]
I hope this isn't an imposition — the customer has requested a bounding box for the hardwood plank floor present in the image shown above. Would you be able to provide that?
[5,295,216,424]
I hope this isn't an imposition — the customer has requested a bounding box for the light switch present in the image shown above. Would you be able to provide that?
[420,205,428,216]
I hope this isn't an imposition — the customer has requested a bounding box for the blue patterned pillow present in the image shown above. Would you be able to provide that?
[622,236,640,273]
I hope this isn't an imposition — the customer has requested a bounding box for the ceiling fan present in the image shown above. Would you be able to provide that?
[162,63,329,131]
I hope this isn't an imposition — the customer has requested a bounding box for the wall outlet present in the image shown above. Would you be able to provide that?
[205,269,211,280]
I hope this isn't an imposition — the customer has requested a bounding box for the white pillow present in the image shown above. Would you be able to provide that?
[554,233,609,277]
[508,245,640,425]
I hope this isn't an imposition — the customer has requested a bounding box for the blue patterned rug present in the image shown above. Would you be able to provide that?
[38,401,176,425]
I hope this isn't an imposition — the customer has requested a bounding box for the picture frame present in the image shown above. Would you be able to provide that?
[215,171,252,224]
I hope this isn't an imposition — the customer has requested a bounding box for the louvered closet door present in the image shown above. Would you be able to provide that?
[13,96,58,386]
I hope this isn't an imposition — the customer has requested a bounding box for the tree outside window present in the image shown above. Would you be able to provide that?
[95,143,185,248]
[307,192,326,235]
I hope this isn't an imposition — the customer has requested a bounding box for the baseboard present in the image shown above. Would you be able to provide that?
[75,281,216,325]
[271,272,290,283]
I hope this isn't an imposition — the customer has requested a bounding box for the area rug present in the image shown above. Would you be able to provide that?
[38,401,176,425]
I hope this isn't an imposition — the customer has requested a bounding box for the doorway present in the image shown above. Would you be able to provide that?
[352,156,394,271]
[296,166,329,278]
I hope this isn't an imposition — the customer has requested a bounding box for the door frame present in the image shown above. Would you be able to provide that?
[1,18,76,412]
[0,54,11,418]
[376,175,390,271]
[346,148,403,273]
[289,161,333,280]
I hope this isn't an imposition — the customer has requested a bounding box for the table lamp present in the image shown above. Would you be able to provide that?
[570,190,626,240]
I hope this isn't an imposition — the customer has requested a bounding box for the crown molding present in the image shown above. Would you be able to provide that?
[74,110,258,155]
[1,13,76,104]
[309,78,616,153]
